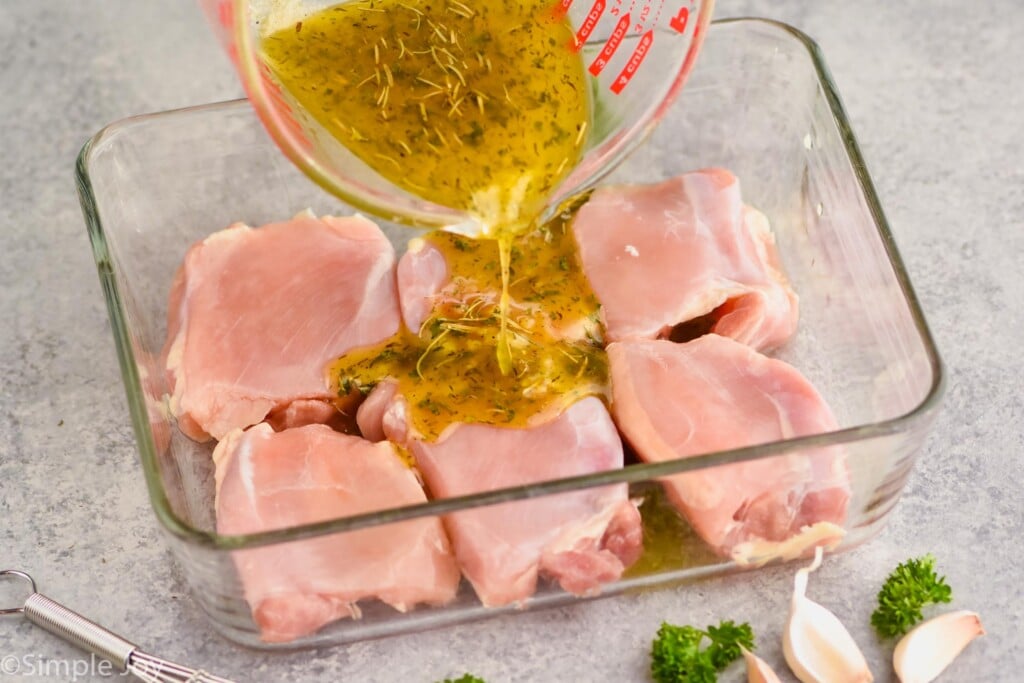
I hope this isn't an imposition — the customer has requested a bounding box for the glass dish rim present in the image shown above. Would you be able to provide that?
[75,17,945,552]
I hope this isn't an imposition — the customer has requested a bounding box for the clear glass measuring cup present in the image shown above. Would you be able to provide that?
[199,0,715,231]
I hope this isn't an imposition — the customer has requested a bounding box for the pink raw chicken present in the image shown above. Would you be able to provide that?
[396,237,449,333]
[358,391,642,607]
[164,212,400,441]
[608,335,849,561]
[264,398,356,434]
[572,169,798,350]
[213,423,460,643]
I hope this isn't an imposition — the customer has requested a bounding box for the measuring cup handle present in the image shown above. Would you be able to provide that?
[23,593,137,671]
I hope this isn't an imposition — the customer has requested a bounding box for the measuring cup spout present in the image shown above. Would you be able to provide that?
[197,0,714,230]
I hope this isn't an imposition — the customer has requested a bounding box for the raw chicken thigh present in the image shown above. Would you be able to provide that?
[358,391,642,607]
[213,423,460,643]
[572,169,798,350]
[164,212,401,441]
[608,335,848,561]
[162,160,842,645]
[395,237,450,333]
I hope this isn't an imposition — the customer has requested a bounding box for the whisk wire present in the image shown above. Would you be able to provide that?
[2,569,236,683]
[130,651,237,683]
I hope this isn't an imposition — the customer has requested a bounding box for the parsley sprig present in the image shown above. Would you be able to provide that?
[650,620,755,683]
[871,554,953,637]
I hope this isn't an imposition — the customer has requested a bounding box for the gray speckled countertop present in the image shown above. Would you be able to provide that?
[1,1,1021,681]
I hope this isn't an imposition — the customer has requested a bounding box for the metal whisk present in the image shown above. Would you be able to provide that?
[1,569,236,683]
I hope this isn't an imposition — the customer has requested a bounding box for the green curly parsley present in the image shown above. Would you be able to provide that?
[650,620,755,683]
[871,554,953,637]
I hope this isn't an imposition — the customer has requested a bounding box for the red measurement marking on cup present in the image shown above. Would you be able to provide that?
[669,5,690,33]
[217,0,232,29]
[609,29,654,94]
[650,0,667,30]
[635,2,651,30]
[551,0,575,18]
[588,13,631,75]
[570,0,607,52]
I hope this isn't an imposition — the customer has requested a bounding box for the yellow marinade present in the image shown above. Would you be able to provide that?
[263,0,591,376]
[328,214,606,441]
[261,0,589,227]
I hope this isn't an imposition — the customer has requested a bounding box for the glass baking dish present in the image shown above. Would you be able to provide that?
[76,18,943,649]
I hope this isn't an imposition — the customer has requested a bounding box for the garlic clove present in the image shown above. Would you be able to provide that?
[783,547,873,683]
[785,599,873,683]
[893,610,984,683]
[742,646,783,683]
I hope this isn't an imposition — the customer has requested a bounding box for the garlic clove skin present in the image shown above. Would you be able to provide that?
[742,646,783,683]
[893,610,984,683]
[783,547,873,683]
